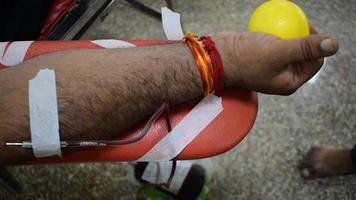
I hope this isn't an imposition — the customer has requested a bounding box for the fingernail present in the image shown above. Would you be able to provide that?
[320,39,334,53]
[302,169,310,178]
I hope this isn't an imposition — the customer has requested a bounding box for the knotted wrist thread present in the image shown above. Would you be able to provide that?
[201,36,224,91]
[183,32,215,96]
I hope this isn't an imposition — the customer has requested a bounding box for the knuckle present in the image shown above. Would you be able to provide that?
[301,39,315,61]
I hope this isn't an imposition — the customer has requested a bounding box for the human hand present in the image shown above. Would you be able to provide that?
[214,30,339,95]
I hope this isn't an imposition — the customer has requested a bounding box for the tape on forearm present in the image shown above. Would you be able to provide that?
[29,69,61,158]
[161,7,184,40]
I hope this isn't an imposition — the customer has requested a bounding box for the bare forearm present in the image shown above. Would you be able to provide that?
[0,43,205,164]
[0,31,339,164]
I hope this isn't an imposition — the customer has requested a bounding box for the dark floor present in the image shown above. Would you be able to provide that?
[2,0,356,199]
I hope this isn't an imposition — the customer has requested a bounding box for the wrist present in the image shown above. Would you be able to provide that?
[212,34,242,88]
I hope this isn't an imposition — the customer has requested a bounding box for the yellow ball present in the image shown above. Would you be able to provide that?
[248,0,310,39]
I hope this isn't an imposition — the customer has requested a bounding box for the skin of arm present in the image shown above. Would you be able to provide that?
[0,32,339,164]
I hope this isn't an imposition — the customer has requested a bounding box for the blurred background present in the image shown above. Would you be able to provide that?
[1,0,355,199]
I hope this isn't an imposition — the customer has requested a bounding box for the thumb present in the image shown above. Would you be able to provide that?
[276,34,339,63]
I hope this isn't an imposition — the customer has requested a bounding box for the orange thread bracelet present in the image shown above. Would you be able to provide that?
[183,32,214,96]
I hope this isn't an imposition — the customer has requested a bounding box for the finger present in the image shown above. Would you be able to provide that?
[274,34,339,63]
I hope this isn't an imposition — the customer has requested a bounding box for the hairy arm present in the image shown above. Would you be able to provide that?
[0,43,206,164]
[0,32,338,164]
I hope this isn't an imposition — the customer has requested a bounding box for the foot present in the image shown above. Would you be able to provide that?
[300,146,356,179]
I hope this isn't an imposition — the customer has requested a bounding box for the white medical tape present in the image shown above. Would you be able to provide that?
[161,7,185,40]
[29,69,61,158]
[142,161,192,194]
[91,39,136,48]
[138,95,223,161]
[0,42,8,58]
[1,41,33,66]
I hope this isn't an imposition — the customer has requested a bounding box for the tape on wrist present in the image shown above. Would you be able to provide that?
[29,69,61,158]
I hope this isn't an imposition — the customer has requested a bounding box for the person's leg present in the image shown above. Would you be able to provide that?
[300,145,356,179]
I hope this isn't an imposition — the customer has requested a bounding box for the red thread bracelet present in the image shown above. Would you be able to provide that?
[201,36,224,91]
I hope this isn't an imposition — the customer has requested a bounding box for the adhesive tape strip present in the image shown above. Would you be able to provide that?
[29,69,61,158]
[91,39,136,48]
[161,7,185,40]
[0,41,33,67]
[138,95,223,161]
[142,161,193,194]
